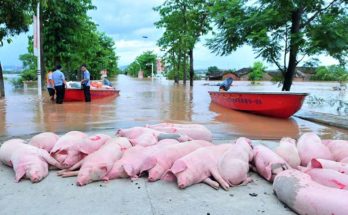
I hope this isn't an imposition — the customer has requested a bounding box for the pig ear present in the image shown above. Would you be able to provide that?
[171,160,187,174]
[140,157,157,173]
[311,159,323,168]
[161,171,177,182]
[89,135,101,141]
[15,166,26,182]
[123,164,134,177]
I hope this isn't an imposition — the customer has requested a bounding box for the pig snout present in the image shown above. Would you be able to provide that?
[148,166,164,182]
[177,174,190,189]
[27,170,44,183]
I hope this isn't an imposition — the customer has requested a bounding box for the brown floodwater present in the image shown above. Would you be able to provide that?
[1,74,347,140]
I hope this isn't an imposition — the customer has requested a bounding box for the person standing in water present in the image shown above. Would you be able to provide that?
[80,64,91,102]
[46,69,55,101]
[52,65,67,104]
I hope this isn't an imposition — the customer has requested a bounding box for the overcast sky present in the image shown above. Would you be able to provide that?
[0,0,338,70]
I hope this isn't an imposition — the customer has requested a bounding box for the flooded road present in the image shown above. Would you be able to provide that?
[0,74,347,140]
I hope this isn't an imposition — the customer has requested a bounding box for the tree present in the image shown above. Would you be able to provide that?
[155,0,210,86]
[248,61,266,84]
[311,65,348,82]
[208,0,348,91]
[19,36,37,81]
[206,66,221,76]
[0,0,38,97]
[20,0,119,81]
[126,51,157,78]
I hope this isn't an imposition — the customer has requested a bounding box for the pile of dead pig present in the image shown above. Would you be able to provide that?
[0,123,348,215]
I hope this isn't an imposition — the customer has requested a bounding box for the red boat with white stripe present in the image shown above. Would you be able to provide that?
[208,91,308,118]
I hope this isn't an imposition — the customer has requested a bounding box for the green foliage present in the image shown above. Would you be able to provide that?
[207,66,221,76]
[0,0,38,96]
[208,0,348,90]
[166,68,200,80]
[20,70,37,81]
[10,78,24,89]
[126,51,157,77]
[155,0,211,82]
[20,0,119,81]
[0,0,37,45]
[311,66,348,82]
[248,61,266,84]
[19,36,37,81]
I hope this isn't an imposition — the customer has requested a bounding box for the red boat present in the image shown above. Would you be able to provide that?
[208,91,308,118]
[64,88,120,102]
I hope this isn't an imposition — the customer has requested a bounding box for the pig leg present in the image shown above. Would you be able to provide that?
[39,150,64,169]
[59,171,79,178]
[67,159,84,171]
[203,178,220,190]
[210,168,230,190]
[240,177,253,186]
[57,158,84,175]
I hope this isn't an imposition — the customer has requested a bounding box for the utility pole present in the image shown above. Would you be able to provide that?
[35,2,42,97]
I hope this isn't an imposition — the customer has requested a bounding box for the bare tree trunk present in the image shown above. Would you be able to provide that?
[183,53,187,85]
[189,49,194,87]
[0,62,5,98]
[175,51,181,84]
[282,9,302,91]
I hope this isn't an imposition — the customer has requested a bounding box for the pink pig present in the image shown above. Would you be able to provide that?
[146,123,212,141]
[218,137,253,187]
[117,127,191,147]
[51,133,111,168]
[122,139,179,179]
[29,132,59,152]
[275,137,301,168]
[302,158,348,175]
[103,139,178,180]
[104,140,179,180]
[0,139,62,182]
[143,140,212,182]
[104,145,145,180]
[58,137,132,186]
[273,169,348,215]
[0,139,27,166]
[252,145,290,182]
[50,131,87,165]
[322,139,348,162]
[305,168,348,190]
[65,131,88,139]
[163,144,232,190]
[297,132,333,166]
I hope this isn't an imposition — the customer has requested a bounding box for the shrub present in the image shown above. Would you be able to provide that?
[10,78,24,89]
[311,65,348,82]
[249,61,266,84]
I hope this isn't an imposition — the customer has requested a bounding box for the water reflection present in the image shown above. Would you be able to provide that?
[209,103,300,140]
[0,74,347,140]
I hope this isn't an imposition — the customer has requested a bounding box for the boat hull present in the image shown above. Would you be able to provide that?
[208,91,308,118]
[64,88,120,102]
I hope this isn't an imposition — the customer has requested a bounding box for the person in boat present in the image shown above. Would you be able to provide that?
[81,64,91,102]
[102,78,112,87]
[219,77,233,92]
[52,65,67,104]
[100,69,112,87]
[46,69,55,101]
